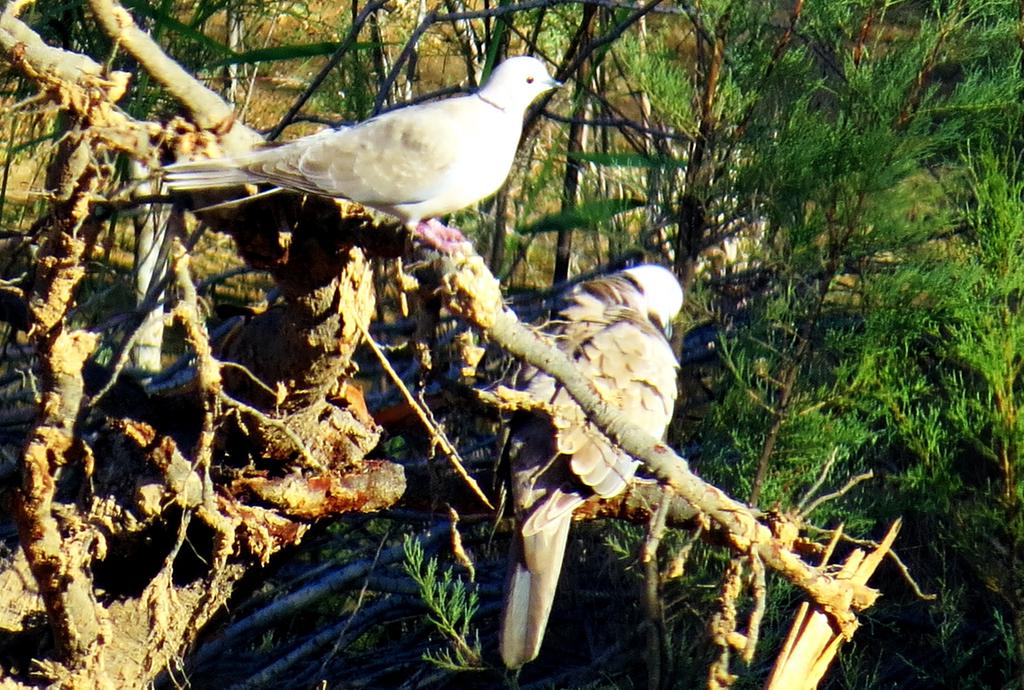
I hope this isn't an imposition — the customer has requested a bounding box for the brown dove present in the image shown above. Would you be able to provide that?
[163,56,559,249]
[499,264,683,669]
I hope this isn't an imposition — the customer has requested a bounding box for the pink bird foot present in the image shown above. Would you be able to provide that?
[413,218,473,253]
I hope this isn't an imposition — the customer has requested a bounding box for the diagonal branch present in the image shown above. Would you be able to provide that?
[87,0,260,152]
[359,321,494,509]
[0,0,109,84]
[437,252,882,639]
[267,0,390,140]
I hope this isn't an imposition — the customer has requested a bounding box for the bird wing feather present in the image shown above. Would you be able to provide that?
[526,311,678,533]
[501,270,681,669]
[240,98,488,208]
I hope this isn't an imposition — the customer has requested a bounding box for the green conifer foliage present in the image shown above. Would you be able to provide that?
[683,1,1024,685]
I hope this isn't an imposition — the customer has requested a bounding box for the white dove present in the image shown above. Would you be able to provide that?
[164,56,560,249]
[499,264,683,669]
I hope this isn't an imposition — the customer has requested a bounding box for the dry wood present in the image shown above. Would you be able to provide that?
[764,520,903,690]
[438,252,885,636]
[0,2,408,686]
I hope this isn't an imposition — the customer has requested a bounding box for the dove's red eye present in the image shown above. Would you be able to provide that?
[526,76,535,84]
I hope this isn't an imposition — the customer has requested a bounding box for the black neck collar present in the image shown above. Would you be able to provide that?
[476,93,505,111]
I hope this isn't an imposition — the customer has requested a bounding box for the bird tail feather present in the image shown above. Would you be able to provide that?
[499,513,572,669]
[163,160,258,191]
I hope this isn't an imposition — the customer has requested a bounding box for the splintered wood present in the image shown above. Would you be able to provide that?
[764,519,902,690]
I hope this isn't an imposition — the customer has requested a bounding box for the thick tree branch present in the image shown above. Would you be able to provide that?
[0,0,153,160]
[0,6,406,686]
[13,123,112,687]
[438,253,879,639]
[1,0,111,85]
[87,0,259,151]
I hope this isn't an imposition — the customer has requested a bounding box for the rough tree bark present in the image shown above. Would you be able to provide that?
[0,2,904,688]
[0,1,404,686]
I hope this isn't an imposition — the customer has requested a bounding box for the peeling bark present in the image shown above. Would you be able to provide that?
[16,126,112,683]
[0,3,408,686]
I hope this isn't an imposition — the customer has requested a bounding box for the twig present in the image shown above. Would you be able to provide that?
[169,241,324,470]
[88,311,153,405]
[748,259,836,507]
[543,110,689,142]
[91,207,184,404]
[448,505,476,580]
[662,522,703,581]
[186,525,448,670]
[641,487,671,690]
[522,0,668,144]
[316,530,393,676]
[219,361,281,402]
[92,192,175,212]
[225,597,423,690]
[217,389,321,470]
[373,0,675,114]
[817,523,844,568]
[805,524,936,601]
[798,470,875,520]
[744,552,766,663]
[237,16,279,123]
[708,557,743,689]
[358,321,494,510]
[795,447,840,513]
[885,545,936,601]
[170,240,220,471]
[267,0,390,140]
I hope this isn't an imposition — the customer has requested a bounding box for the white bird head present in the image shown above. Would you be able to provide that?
[623,264,684,332]
[478,56,561,113]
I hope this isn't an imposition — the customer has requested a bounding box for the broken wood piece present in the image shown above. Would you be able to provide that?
[764,519,902,690]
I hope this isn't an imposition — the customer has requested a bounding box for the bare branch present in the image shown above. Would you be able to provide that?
[0,0,152,158]
[798,470,875,521]
[708,557,743,688]
[805,524,937,602]
[641,488,671,690]
[1,0,109,85]
[744,552,766,663]
[359,320,494,510]
[267,0,390,140]
[88,0,258,151]
[765,520,903,690]
[372,0,679,114]
[795,447,841,513]
[8,87,113,687]
[436,252,881,638]
[170,239,221,468]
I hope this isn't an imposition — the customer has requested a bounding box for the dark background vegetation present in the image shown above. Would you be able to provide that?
[2,0,1024,688]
